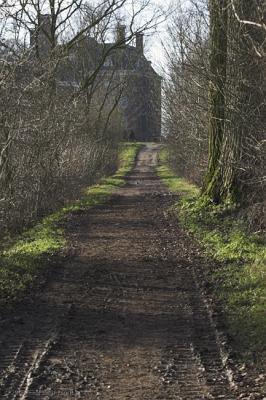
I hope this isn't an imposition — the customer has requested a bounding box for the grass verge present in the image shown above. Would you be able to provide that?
[158,148,266,366]
[0,142,142,306]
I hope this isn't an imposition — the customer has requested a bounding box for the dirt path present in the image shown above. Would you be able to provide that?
[0,144,237,399]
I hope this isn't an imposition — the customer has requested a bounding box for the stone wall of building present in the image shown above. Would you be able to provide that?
[120,71,161,141]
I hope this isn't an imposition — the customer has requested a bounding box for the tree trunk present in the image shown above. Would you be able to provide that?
[202,0,228,202]
[219,0,266,203]
[202,0,265,205]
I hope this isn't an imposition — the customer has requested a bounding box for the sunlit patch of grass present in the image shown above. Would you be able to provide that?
[0,142,142,305]
[158,148,266,364]
[213,259,266,359]
[158,150,199,198]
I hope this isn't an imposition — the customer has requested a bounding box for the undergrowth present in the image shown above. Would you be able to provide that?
[0,142,142,305]
[158,148,266,365]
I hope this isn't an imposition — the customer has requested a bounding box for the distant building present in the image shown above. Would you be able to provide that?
[31,15,162,142]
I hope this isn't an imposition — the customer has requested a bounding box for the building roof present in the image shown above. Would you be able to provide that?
[69,35,161,79]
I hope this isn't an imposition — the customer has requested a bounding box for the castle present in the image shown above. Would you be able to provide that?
[31,15,162,142]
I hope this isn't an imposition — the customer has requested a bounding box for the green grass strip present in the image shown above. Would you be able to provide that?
[0,142,142,305]
[158,148,266,364]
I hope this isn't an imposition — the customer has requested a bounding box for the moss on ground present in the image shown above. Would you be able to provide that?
[158,148,266,365]
[0,142,142,305]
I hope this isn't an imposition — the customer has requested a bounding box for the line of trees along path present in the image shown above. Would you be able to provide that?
[0,0,163,237]
[164,0,265,225]
[204,0,266,205]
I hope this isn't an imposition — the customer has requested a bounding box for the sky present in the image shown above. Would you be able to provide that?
[141,0,173,74]
[143,0,190,75]
[146,0,171,70]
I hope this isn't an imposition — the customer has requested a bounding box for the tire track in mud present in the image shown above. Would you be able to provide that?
[0,144,236,399]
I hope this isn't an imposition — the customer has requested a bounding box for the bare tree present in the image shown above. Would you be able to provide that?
[163,1,209,185]
[164,0,265,228]
[0,0,163,236]
[202,0,266,211]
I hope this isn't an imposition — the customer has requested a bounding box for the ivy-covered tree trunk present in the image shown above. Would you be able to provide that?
[0,114,13,195]
[219,0,266,203]
[202,0,228,203]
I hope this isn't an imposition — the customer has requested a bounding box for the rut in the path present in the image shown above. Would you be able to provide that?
[0,144,236,400]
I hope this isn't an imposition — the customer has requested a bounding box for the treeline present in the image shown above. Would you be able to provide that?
[0,51,123,235]
[0,0,161,237]
[164,0,265,228]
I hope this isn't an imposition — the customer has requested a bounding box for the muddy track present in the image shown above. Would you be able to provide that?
[0,144,237,399]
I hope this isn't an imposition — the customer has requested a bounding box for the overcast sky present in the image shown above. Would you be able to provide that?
[144,0,173,74]
[145,0,192,74]
[143,0,185,74]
